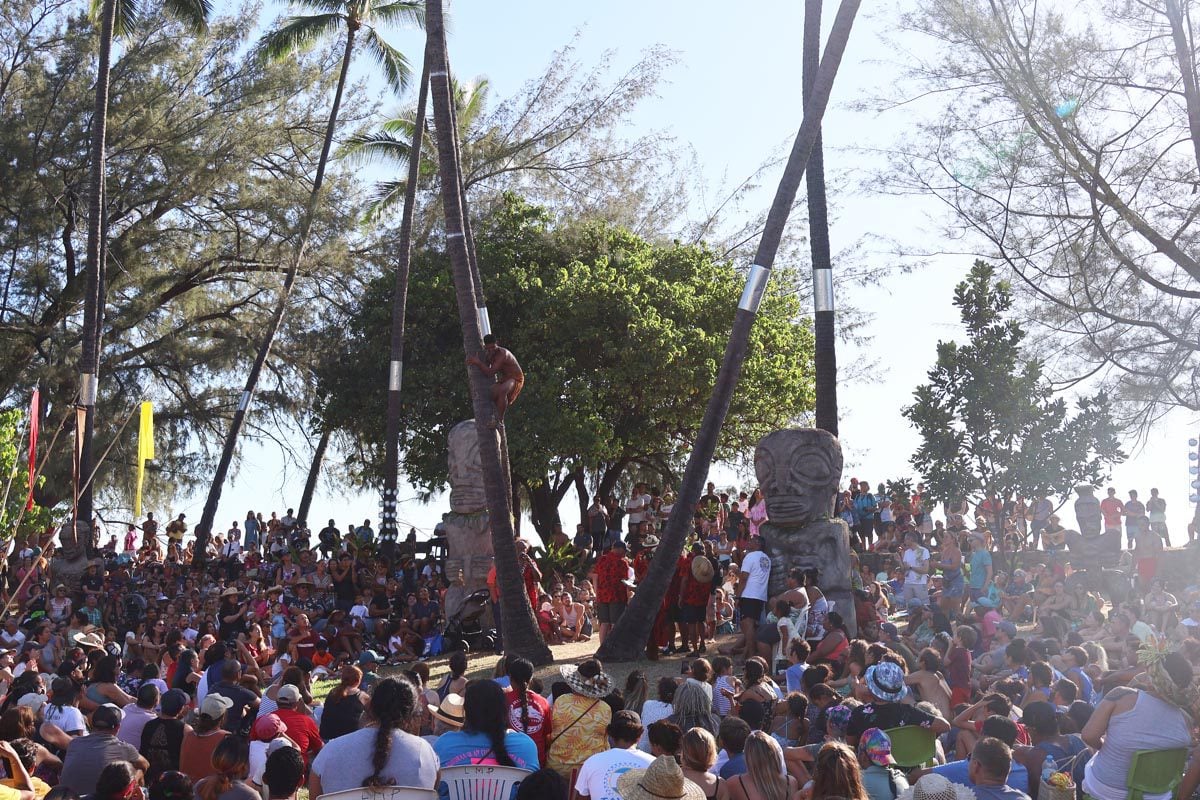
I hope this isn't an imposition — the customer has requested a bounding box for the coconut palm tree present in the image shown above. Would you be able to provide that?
[596,0,863,662]
[75,0,212,547]
[194,0,422,560]
[423,0,551,664]
[806,0,838,436]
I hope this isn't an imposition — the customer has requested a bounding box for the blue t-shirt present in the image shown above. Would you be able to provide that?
[933,759,1029,793]
[1066,666,1093,703]
[785,663,808,694]
[719,753,747,779]
[969,550,992,590]
[434,730,539,800]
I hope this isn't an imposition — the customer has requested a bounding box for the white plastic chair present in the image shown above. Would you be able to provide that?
[439,765,533,800]
[317,788,438,800]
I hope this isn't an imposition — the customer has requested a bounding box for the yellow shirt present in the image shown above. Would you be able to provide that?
[0,777,50,800]
[545,693,611,778]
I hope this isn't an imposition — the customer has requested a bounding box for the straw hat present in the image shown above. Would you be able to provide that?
[220,586,241,598]
[691,555,714,582]
[71,631,105,651]
[641,535,661,549]
[897,774,977,800]
[560,662,613,699]
[428,693,465,728]
[267,585,285,595]
[617,756,705,800]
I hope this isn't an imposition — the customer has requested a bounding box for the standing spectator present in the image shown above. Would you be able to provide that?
[1147,488,1168,544]
[678,544,713,657]
[1124,490,1147,549]
[592,542,630,643]
[58,704,149,794]
[587,497,609,559]
[901,533,931,606]
[1099,489,1123,538]
[966,531,991,606]
[736,537,771,662]
[574,711,653,800]
[626,485,648,539]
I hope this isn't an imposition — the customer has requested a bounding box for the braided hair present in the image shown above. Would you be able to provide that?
[364,677,419,788]
[463,680,514,767]
[507,657,534,737]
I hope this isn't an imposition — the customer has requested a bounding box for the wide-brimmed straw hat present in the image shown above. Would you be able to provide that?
[428,693,465,728]
[864,662,908,703]
[897,774,977,800]
[617,755,705,800]
[220,586,240,598]
[560,662,613,699]
[71,631,105,651]
[691,555,715,582]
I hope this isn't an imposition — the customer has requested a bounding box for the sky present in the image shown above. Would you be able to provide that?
[155,0,1200,544]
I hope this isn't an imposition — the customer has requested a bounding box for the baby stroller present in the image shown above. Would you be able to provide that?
[441,588,495,653]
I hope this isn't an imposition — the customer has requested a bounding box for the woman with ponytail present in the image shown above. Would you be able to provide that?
[434,680,539,771]
[309,677,438,795]
[193,736,257,800]
[504,657,552,765]
[318,665,366,742]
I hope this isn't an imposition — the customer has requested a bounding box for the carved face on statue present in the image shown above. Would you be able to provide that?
[447,420,486,514]
[754,429,843,525]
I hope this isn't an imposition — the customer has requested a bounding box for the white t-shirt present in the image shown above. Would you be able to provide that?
[740,551,771,601]
[249,738,296,786]
[311,727,438,794]
[626,495,646,524]
[576,746,655,800]
[637,700,673,753]
[350,604,368,620]
[0,630,26,650]
[43,704,87,733]
[903,546,931,586]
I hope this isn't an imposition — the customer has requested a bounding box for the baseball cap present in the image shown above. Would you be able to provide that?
[252,713,288,742]
[16,693,45,713]
[358,650,381,666]
[277,684,301,706]
[200,693,234,719]
[880,622,899,639]
[93,703,124,730]
[611,540,627,550]
[997,621,1018,638]
[859,728,894,766]
[160,689,189,716]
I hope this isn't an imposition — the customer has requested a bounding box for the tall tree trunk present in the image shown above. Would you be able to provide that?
[527,481,561,543]
[511,481,521,537]
[297,425,331,526]
[806,0,838,436]
[381,39,431,541]
[596,0,862,662]
[195,25,359,563]
[574,467,589,526]
[597,458,632,502]
[76,0,116,544]
[425,0,550,664]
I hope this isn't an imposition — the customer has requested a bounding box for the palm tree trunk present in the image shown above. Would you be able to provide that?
[596,0,862,662]
[196,24,359,563]
[297,424,331,525]
[425,0,551,664]
[806,0,838,436]
[381,39,431,539]
[75,0,116,545]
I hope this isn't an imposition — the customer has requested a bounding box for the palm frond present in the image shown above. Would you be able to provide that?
[380,116,419,138]
[289,0,348,13]
[456,76,490,130]
[96,0,141,39]
[256,13,344,62]
[370,0,423,29]
[163,0,211,32]
[339,131,412,166]
[361,28,411,93]
[364,179,409,223]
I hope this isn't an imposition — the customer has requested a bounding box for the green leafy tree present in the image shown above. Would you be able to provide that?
[903,261,1125,548]
[315,195,816,536]
[0,409,53,544]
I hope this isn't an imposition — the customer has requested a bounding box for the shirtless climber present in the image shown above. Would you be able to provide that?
[466,334,524,424]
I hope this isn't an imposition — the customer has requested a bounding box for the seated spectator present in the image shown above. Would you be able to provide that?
[247,714,296,790]
[270,685,321,767]
[92,761,140,800]
[847,663,950,746]
[434,680,539,770]
[262,747,305,800]
[58,704,149,795]
[922,716,1028,792]
[574,711,654,800]
[546,660,613,777]
[1,740,48,800]
[193,736,257,800]
[679,728,722,798]
[646,720,682,760]
[514,769,569,800]
[318,665,367,742]
[179,695,233,782]
[616,756,706,800]
[638,677,676,752]
[810,741,868,800]
[966,737,1030,800]
[141,688,192,786]
[859,729,909,800]
[717,716,751,779]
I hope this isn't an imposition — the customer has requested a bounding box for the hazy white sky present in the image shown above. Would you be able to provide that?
[157,0,1199,543]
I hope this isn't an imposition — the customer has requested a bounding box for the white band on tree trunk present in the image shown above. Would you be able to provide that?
[814,268,834,312]
[446,231,463,239]
[430,70,448,78]
[738,264,771,312]
[238,390,251,411]
[478,306,492,336]
[389,360,402,391]
[79,373,97,406]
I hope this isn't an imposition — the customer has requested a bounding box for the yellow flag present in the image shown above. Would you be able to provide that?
[135,401,154,518]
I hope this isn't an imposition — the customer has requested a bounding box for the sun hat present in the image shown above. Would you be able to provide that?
[200,693,233,718]
[560,662,613,699]
[616,755,706,800]
[691,555,715,583]
[72,631,105,651]
[252,713,288,742]
[641,535,661,549]
[267,585,285,595]
[859,728,895,766]
[16,693,45,713]
[428,693,465,728]
[220,587,240,598]
[276,684,301,707]
[864,662,908,702]
[897,773,977,800]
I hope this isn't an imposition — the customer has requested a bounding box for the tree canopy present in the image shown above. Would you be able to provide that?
[904,261,1125,509]
[316,195,816,533]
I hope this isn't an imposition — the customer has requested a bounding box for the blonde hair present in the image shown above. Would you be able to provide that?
[743,732,789,800]
[681,727,718,771]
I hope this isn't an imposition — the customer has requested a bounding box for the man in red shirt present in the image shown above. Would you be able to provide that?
[592,541,630,643]
[677,543,713,657]
[1100,487,1124,534]
[272,684,322,766]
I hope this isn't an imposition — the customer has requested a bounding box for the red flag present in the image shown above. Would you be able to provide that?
[24,389,38,511]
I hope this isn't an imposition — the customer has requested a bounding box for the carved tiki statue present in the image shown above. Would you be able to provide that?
[754,428,856,635]
[443,420,494,619]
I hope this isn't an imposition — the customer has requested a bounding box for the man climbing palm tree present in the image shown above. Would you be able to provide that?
[465,335,524,423]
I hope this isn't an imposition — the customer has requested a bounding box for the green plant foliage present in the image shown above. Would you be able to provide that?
[316,194,815,523]
[904,261,1125,509]
[0,409,53,542]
